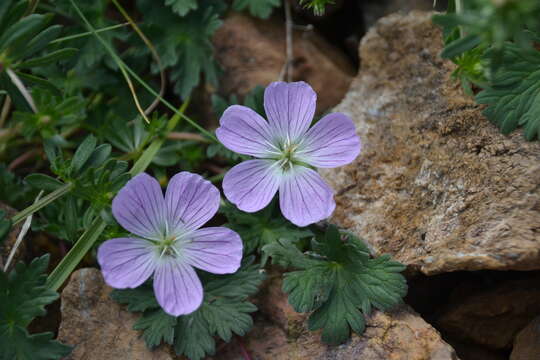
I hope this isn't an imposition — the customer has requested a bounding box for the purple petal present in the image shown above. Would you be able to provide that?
[165,172,220,234]
[223,159,281,213]
[216,105,277,157]
[279,167,335,227]
[153,259,203,316]
[184,227,243,274]
[97,237,157,289]
[298,112,361,168]
[112,173,166,240]
[264,81,316,142]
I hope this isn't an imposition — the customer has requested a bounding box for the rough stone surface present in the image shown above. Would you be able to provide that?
[213,13,355,113]
[436,275,540,349]
[320,11,540,275]
[361,0,442,29]
[58,268,173,360]
[0,202,24,271]
[215,276,459,360]
[510,316,540,360]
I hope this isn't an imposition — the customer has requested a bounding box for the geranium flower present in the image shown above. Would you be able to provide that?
[97,172,243,316]
[216,81,361,227]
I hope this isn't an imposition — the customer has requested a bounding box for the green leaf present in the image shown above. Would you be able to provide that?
[0,210,12,244]
[70,135,97,175]
[232,0,281,19]
[110,283,159,312]
[476,43,540,140]
[202,298,256,342]
[440,34,481,59]
[25,174,64,192]
[134,310,177,348]
[0,13,53,52]
[174,312,215,360]
[17,48,78,68]
[265,226,407,345]
[0,326,71,360]
[19,25,63,59]
[164,0,198,16]
[0,255,71,359]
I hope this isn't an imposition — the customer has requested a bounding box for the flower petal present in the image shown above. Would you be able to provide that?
[184,227,243,274]
[97,237,157,289]
[223,159,281,213]
[279,167,335,227]
[165,172,220,234]
[112,173,166,240]
[298,112,361,168]
[216,105,278,157]
[153,259,203,316]
[264,81,316,142]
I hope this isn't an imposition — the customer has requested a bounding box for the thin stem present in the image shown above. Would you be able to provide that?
[11,183,74,225]
[279,0,294,82]
[167,132,211,143]
[50,23,130,45]
[8,148,41,170]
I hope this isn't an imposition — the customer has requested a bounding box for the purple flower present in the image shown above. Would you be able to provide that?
[97,172,243,316]
[216,81,361,227]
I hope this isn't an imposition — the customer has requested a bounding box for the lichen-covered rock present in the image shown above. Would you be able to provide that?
[213,13,355,113]
[320,11,540,275]
[58,268,172,360]
[510,316,540,360]
[0,202,24,271]
[216,276,458,360]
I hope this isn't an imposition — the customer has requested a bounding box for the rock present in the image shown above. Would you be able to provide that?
[510,316,540,360]
[436,275,540,349]
[215,276,459,360]
[213,13,355,113]
[320,11,540,275]
[58,268,173,360]
[0,202,24,271]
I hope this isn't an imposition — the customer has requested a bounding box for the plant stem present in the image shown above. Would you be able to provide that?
[11,182,74,225]
[50,23,130,45]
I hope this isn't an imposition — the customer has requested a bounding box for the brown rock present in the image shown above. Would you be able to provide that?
[320,11,540,275]
[216,276,458,360]
[213,13,355,113]
[0,202,24,271]
[361,0,442,29]
[511,316,540,360]
[58,268,172,360]
[436,275,540,349]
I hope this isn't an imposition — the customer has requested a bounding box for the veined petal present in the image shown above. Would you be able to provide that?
[298,112,361,168]
[97,237,157,289]
[216,105,278,158]
[279,167,335,227]
[165,172,220,234]
[112,173,166,240]
[184,227,243,274]
[153,259,203,316]
[223,159,281,213]
[264,81,316,143]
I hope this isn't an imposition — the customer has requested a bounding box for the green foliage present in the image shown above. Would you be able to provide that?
[433,0,540,140]
[476,44,540,140]
[221,201,313,255]
[0,210,11,243]
[164,0,198,16]
[263,225,407,345]
[232,0,281,19]
[298,0,334,16]
[0,255,71,360]
[111,258,265,360]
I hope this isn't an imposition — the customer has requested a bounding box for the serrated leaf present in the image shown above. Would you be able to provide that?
[174,312,215,360]
[476,43,540,140]
[272,227,407,345]
[202,298,256,342]
[133,310,177,348]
